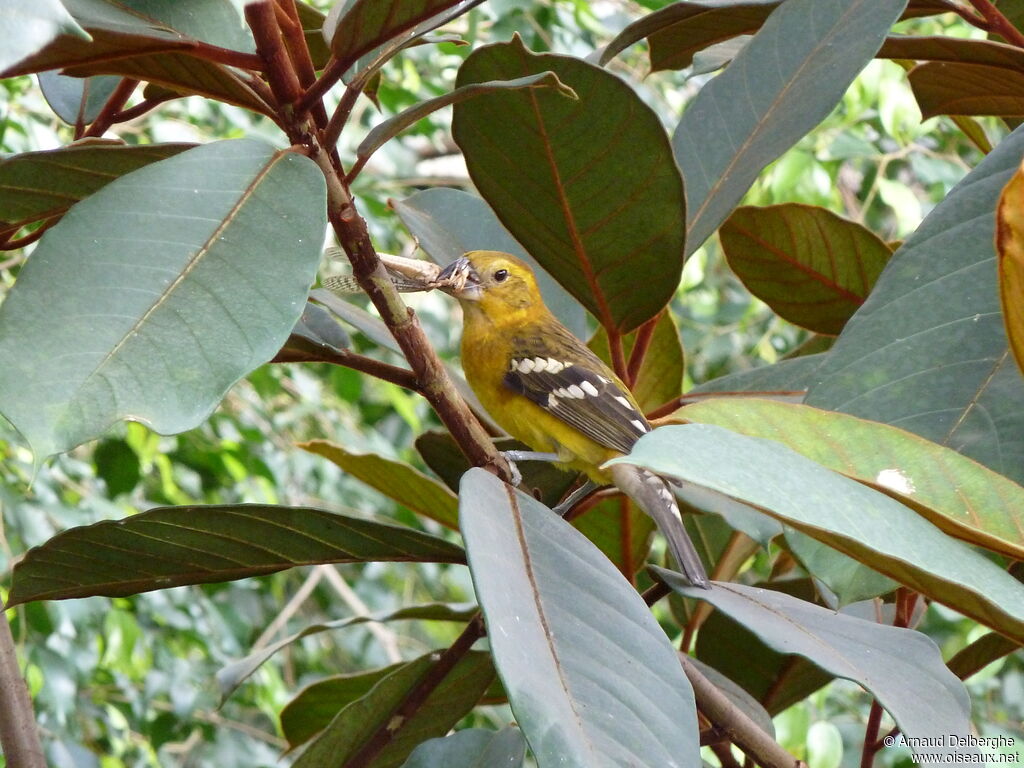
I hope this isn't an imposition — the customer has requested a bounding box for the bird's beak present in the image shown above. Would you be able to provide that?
[436,256,482,301]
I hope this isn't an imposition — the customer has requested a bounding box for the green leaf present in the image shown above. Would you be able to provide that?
[784,528,897,605]
[2,0,188,78]
[38,71,121,124]
[807,126,1024,485]
[598,0,953,72]
[415,431,577,506]
[292,650,495,768]
[0,140,192,233]
[63,52,274,114]
[611,424,1024,643]
[401,727,527,768]
[689,355,826,397]
[391,188,587,338]
[93,438,141,497]
[282,665,404,748]
[295,1,332,69]
[327,0,473,65]
[946,632,1021,681]
[659,573,976,761]
[299,440,460,529]
[452,36,686,333]
[679,399,1024,561]
[674,0,908,254]
[719,204,892,335]
[274,301,352,362]
[356,72,575,173]
[0,0,90,74]
[880,35,1024,67]
[6,504,465,606]
[117,0,254,52]
[573,497,656,576]
[909,62,1024,118]
[219,603,478,702]
[0,139,325,462]
[695,580,833,714]
[459,468,698,766]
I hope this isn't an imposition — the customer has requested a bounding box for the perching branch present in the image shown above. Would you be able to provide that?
[680,655,801,768]
[271,346,422,392]
[245,0,512,478]
[0,610,45,768]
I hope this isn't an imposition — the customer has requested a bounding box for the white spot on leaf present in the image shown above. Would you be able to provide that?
[875,468,915,494]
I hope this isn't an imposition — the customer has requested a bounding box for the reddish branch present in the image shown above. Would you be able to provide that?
[271,346,421,392]
[343,615,487,768]
[0,613,44,768]
[81,78,139,138]
[965,0,1024,46]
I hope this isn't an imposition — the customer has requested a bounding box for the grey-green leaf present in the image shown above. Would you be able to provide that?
[6,504,465,606]
[401,727,527,768]
[807,125,1024,485]
[610,424,1024,644]
[674,0,908,254]
[658,573,977,762]
[0,0,90,73]
[459,468,698,767]
[0,139,325,462]
[0,140,193,232]
[356,72,575,173]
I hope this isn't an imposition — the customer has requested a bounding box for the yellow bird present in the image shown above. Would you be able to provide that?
[438,250,708,587]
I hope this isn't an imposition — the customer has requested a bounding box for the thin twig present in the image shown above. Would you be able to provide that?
[271,345,422,392]
[681,655,800,768]
[251,567,325,651]
[626,313,660,387]
[276,0,330,132]
[110,94,178,123]
[608,329,629,381]
[966,0,1024,46]
[82,78,139,138]
[319,565,402,664]
[860,700,885,768]
[325,83,363,149]
[298,57,346,114]
[343,615,488,768]
[0,611,45,768]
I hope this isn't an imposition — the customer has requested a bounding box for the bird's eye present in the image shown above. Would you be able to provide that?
[493,269,509,282]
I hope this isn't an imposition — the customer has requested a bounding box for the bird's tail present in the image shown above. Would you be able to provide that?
[608,463,710,588]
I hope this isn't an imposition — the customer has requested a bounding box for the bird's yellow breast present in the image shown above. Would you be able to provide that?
[459,306,618,482]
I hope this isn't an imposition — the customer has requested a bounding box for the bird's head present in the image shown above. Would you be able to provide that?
[437,251,543,315]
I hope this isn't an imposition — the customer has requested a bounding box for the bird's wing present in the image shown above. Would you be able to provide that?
[503,326,649,454]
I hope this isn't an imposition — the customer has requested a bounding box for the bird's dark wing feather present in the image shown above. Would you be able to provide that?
[503,325,649,454]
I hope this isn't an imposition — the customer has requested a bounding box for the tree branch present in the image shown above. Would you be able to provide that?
[271,346,422,392]
[680,655,800,768]
[626,313,659,387]
[82,78,139,138]
[344,614,488,768]
[966,0,1024,46]
[0,610,45,768]
[245,0,511,477]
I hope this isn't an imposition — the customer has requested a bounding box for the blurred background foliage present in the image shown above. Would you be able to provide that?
[0,1,1016,766]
